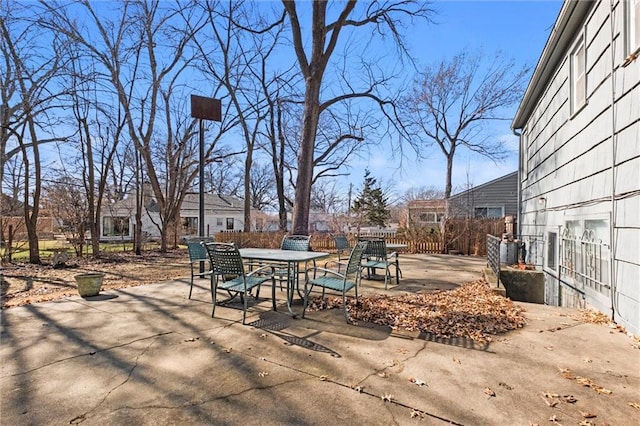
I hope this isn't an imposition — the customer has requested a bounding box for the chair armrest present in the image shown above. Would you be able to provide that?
[323,259,348,269]
[305,267,346,281]
[246,264,275,277]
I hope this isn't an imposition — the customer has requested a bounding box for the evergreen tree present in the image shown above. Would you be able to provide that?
[351,170,390,230]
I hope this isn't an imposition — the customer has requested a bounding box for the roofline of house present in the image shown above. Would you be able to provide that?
[450,171,518,200]
[511,0,595,129]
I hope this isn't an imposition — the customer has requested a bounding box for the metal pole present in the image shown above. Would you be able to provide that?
[199,119,205,273]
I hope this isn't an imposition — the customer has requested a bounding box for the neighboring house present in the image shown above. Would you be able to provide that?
[449,171,518,219]
[100,192,246,241]
[511,1,640,334]
[407,200,445,230]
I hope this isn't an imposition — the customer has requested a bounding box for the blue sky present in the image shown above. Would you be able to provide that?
[349,0,563,197]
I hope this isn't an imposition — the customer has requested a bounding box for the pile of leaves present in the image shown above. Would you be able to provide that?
[307,280,527,343]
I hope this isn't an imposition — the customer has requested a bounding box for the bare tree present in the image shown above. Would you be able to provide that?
[1,3,71,263]
[282,0,434,235]
[43,177,89,256]
[403,49,530,202]
[193,0,286,231]
[249,162,276,211]
[40,0,232,251]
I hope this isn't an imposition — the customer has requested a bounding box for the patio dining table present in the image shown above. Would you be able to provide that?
[239,248,329,317]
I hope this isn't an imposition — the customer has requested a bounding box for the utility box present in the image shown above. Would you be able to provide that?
[500,241,518,265]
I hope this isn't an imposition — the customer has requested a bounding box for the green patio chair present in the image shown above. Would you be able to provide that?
[359,237,401,289]
[302,240,368,323]
[184,236,215,299]
[329,233,352,272]
[274,234,314,293]
[202,242,275,325]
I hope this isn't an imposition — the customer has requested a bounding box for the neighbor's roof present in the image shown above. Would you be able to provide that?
[512,0,595,129]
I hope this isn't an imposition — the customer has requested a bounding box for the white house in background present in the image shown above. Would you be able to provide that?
[511,0,640,335]
[100,191,247,241]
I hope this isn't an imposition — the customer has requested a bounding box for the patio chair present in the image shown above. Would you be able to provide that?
[202,242,276,325]
[274,234,314,293]
[184,236,215,299]
[302,240,368,322]
[359,237,401,289]
[330,233,352,272]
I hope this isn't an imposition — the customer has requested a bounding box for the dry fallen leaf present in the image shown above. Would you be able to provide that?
[498,382,513,390]
[258,371,269,377]
[409,377,427,387]
[410,409,424,419]
[484,387,496,397]
[562,395,577,403]
[319,374,329,381]
[381,393,393,402]
[452,356,461,364]
[629,402,640,410]
[541,395,558,407]
[307,280,527,343]
[579,411,596,418]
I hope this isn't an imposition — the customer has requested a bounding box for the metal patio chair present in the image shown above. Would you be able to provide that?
[184,236,215,299]
[302,240,368,323]
[202,242,275,325]
[274,234,314,294]
[329,233,352,272]
[359,237,401,289]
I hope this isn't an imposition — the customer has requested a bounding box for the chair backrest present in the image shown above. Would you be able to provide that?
[332,234,351,251]
[184,236,214,262]
[202,242,245,277]
[345,241,369,275]
[281,234,311,251]
[361,237,387,259]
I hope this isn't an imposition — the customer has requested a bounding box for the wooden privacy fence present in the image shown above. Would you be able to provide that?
[214,217,507,256]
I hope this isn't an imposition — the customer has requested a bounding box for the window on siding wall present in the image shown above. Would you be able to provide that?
[181,217,198,235]
[625,0,640,55]
[570,34,586,114]
[546,231,558,272]
[216,218,223,226]
[474,207,504,218]
[226,218,234,230]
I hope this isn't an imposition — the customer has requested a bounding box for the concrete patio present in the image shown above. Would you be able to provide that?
[1,254,638,425]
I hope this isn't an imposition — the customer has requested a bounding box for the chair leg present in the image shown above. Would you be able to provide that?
[189,267,195,299]
[210,276,218,318]
[271,276,277,311]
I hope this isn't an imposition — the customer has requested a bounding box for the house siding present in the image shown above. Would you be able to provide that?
[514,1,640,335]
[449,172,518,218]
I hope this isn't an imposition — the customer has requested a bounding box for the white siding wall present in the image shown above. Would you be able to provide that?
[520,0,640,335]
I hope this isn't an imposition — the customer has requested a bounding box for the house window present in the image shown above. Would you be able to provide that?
[626,0,640,56]
[546,231,558,272]
[418,212,443,223]
[570,34,586,114]
[102,216,130,237]
[216,218,223,226]
[226,218,234,230]
[181,217,198,235]
[474,207,504,218]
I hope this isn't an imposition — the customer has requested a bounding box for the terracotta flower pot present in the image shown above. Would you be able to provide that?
[74,273,104,297]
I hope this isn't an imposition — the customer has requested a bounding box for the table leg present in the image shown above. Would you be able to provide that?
[284,261,298,317]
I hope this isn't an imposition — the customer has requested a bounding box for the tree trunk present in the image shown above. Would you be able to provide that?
[292,79,322,235]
